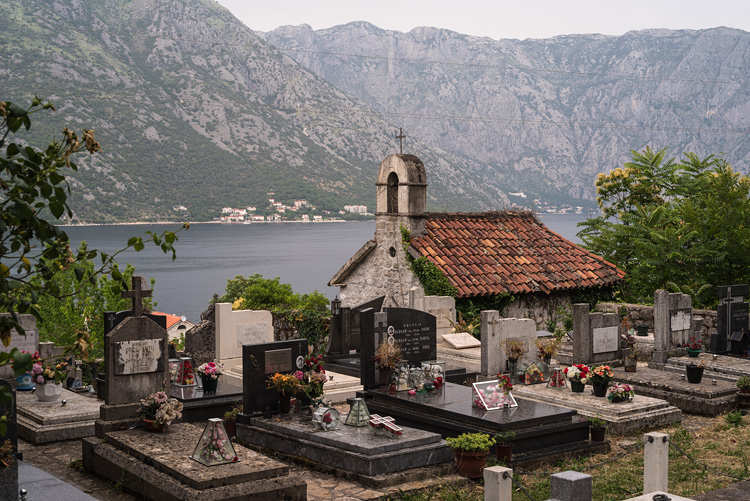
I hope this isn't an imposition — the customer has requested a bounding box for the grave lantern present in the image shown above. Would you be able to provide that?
[312,406,341,431]
[344,397,370,426]
[546,368,567,389]
[172,357,198,387]
[421,361,445,388]
[190,418,238,466]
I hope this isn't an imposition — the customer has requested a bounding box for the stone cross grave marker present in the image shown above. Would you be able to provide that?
[104,275,166,336]
[104,276,168,406]
[239,339,308,416]
[214,303,273,372]
[0,314,38,381]
[714,284,749,353]
[359,307,436,390]
[573,304,621,364]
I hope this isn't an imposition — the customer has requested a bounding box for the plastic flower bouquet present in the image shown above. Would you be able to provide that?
[196,361,224,380]
[607,383,635,403]
[563,364,591,383]
[138,390,183,426]
[267,373,300,396]
[31,358,68,384]
[589,365,614,384]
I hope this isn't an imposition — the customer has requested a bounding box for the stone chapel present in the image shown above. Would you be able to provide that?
[328,153,625,321]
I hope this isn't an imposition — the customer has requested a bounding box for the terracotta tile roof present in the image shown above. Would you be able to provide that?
[409,211,625,298]
[151,311,182,330]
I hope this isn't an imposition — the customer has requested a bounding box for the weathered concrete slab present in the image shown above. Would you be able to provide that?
[626,492,695,501]
[615,365,738,416]
[82,423,306,501]
[663,353,750,382]
[237,413,453,479]
[442,332,481,349]
[17,389,100,443]
[512,380,681,435]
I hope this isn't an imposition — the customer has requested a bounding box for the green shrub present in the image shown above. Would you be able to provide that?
[445,432,495,452]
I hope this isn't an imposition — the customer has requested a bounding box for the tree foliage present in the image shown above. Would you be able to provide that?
[578,147,750,305]
[0,96,186,368]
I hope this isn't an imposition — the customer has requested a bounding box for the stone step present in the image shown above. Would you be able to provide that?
[17,413,95,444]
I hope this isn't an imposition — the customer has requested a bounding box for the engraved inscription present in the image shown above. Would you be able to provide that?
[670,308,692,331]
[237,322,271,346]
[264,348,292,374]
[115,339,162,375]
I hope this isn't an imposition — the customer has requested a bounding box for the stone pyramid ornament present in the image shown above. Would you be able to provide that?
[190,418,238,466]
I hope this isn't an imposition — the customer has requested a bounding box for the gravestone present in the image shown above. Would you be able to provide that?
[238,339,309,416]
[327,296,385,358]
[572,304,621,364]
[215,303,273,371]
[653,290,693,363]
[96,276,169,436]
[480,311,536,376]
[0,314,38,382]
[714,285,749,354]
[359,307,437,390]
[408,287,456,338]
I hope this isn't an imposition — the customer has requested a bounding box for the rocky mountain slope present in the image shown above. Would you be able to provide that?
[263,23,750,206]
[1,0,503,222]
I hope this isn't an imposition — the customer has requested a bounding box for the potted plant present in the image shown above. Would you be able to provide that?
[588,416,607,442]
[589,365,614,397]
[494,430,516,463]
[373,340,402,386]
[563,364,590,393]
[736,375,750,394]
[607,383,635,403]
[196,361,223,393]
[445,432,495,479]
[685,359,706,384]
[535,337,562,377]
[685,337,702,357]
[635,324,649,337]
[31,358,68,402]
[267,373,300,414]
[223,401,243,438]
[137,390,183,432]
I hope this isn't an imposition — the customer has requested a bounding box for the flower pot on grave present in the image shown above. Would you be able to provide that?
[592,382,608,397]
[143,419,166,433]
[378,368,390,386]
[624,356,637,373]
[686,365,704,384]
[224,421,237,438]
[570,380,585,393]
[635,325,649,337]
[201,376,218,393]
[454,449,488,479]
[686,349,701,358]
[590,427,606,442]
[507,359,518,384]
[36,382,62,402]
[495,445,513,464]
[278,393,291,414]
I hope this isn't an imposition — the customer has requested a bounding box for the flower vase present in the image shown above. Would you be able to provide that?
[540,357,551,379]
[686,365,704,384]
[570,380,585,393]
[592,382,608,397]
[378,368,390,386]
[36,382,62,402]
[278,393,291,414]
[507,359,518,384]
[201,376,218,393]
[624,356,637,373]
[143,419,166,433]
[686,349,701,358]
[495,444,513,463]
[590,427,606,442]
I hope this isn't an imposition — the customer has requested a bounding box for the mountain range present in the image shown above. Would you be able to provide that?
[3,0,750,222]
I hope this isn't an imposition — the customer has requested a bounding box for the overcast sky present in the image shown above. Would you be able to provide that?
[215,0,749,39]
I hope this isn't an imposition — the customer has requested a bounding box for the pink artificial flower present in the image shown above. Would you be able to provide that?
[153,391,168,404]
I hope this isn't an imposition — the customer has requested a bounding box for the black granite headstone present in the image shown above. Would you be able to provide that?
[359,307,437,390]
[716,285,750,354]
[730,331,750,355]
[239,339,308,417]
[327,296,385,358]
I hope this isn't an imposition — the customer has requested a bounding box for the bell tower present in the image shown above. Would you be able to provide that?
[375,154,427,237]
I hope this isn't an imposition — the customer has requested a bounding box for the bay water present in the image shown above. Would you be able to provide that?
[63,214,587,324]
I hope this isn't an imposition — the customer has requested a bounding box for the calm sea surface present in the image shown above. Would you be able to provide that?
[63,214,587,324]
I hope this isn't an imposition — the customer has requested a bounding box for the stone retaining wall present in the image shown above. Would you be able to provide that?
[598,302,717,340]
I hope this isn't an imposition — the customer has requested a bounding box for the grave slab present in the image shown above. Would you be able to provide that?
[170,378,243,422]
[17,389,100,443]
[442,332,481,349]
[617,364,738,416]
[237,412,453,479]
[662,353,750,382]
[511,381,682,435]
[82,423,306,500]
[364,382,605,463]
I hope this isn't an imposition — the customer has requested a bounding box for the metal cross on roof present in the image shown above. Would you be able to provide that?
[121,275,152,317]
[396,128,406,154]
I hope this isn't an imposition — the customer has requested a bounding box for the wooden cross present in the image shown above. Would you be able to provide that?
[396,128,406,154]
[121,275,152,317]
